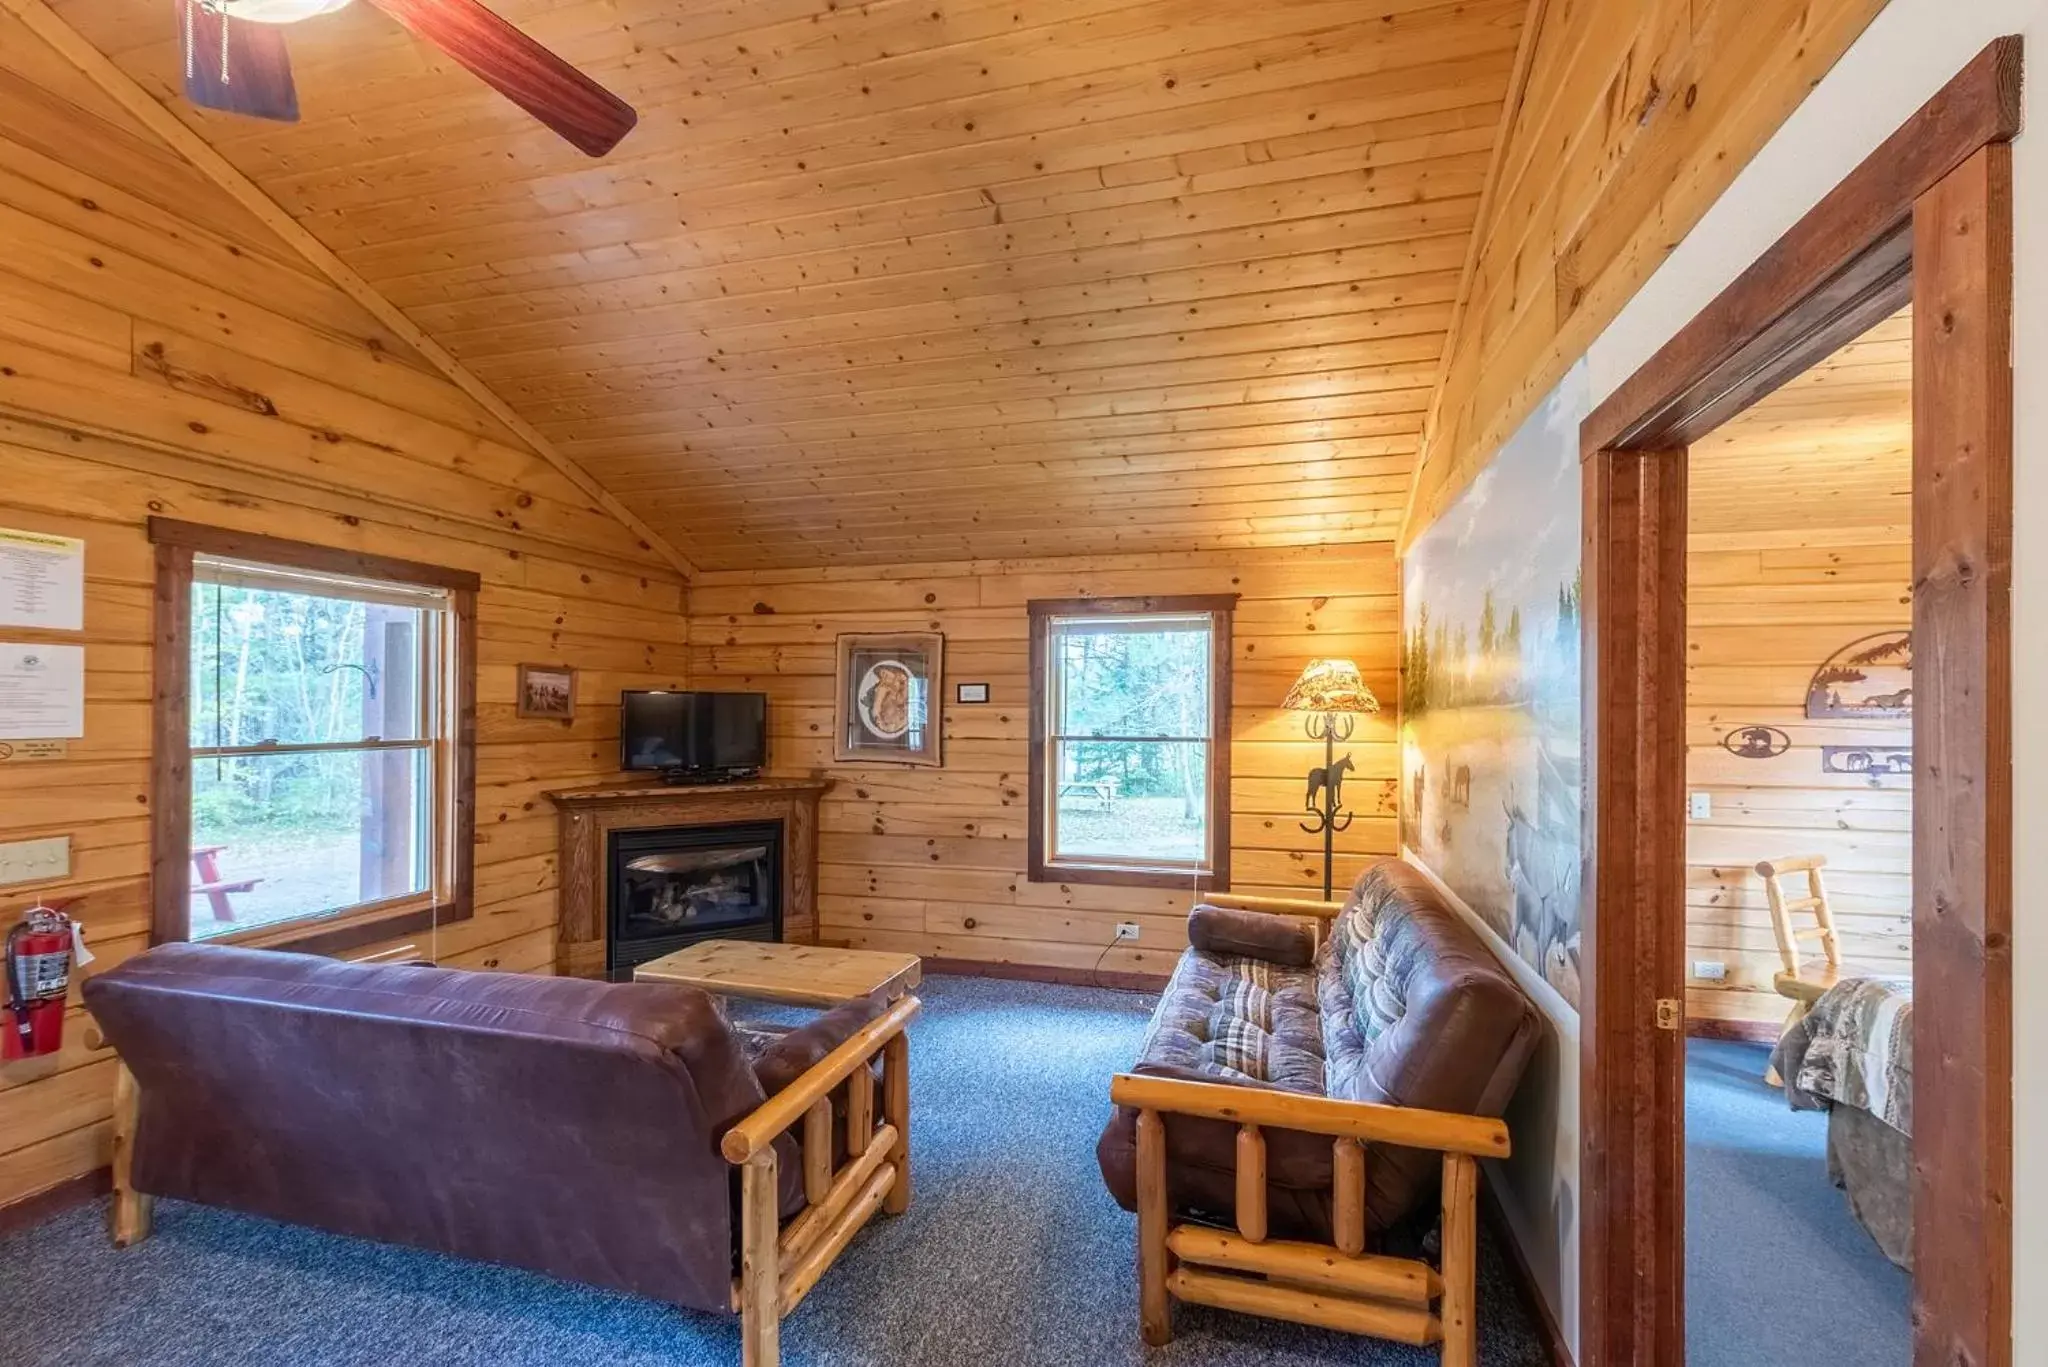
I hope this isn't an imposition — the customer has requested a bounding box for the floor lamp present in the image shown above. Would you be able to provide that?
[1282,659,1381,900]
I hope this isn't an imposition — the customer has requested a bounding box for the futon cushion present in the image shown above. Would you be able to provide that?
[1187,903,1317,968]
[1138,949,1325,1091]
[1316,861,1543,1225]
[1096,946,1340,1240]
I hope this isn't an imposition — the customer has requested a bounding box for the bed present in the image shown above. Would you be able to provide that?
[1767,975,1914,1268]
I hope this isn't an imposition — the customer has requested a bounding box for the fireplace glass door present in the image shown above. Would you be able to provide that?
[607,822,783,975]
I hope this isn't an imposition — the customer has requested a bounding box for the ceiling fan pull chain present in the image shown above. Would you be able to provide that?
[219,6,233,86]
[179,0,194,84]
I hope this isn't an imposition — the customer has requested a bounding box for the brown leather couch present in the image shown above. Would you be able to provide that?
[1096,860,1540,1360]
[84,944,913,1364]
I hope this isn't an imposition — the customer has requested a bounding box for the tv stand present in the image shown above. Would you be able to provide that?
[658,767,760,786]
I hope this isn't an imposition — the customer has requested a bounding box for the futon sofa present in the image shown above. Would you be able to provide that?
[83,944,914,1367]
[1097,859,1539,1364]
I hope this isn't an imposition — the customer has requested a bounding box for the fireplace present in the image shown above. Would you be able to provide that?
[606,821,783,978]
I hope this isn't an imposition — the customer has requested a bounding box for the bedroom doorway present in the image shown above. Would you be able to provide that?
[1575,38,2017,1367]
[1680,309,1915,1366]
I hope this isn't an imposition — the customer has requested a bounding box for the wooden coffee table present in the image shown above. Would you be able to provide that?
[635,940,922,1009]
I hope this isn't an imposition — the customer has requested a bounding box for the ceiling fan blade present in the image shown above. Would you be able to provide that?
[179,6,300,123]
[364,0,637,157]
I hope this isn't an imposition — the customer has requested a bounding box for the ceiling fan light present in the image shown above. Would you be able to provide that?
[224,0,353,23]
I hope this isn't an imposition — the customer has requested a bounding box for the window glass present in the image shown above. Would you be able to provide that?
[1044,612,1217,873]
[186,559,445,939]
[189,748,431,940]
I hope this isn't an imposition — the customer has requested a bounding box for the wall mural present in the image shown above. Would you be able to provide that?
[1401,368,1585,1009]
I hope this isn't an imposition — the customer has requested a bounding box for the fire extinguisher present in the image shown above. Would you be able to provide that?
[4,906,86,1061]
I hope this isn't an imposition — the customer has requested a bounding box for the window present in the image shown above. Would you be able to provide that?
[1027,596,1235,888]
[150,520,478,953]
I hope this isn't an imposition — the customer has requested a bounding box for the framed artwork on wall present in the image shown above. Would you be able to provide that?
[833,633,943,766]
[517,664,577,721]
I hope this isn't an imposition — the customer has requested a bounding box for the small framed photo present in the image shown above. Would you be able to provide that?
[955,682,990,704]
[516,664,576,722]
[834,632,943,767]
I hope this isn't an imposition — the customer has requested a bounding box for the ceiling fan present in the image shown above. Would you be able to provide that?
[176,0,638,157]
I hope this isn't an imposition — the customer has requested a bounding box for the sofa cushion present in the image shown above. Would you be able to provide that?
[1316,861,1542,1227]
[1096,945,1341,1241]
[1136,949,1324,1092]
[1186,903,1317,968]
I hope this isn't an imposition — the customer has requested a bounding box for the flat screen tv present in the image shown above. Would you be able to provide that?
[620,691,767,780]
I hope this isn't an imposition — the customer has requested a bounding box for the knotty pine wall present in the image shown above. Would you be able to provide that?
[1682,313,1912,1028]
[686,547,1399,976]
[1407,0,1890,538]
[0,19,685,1213]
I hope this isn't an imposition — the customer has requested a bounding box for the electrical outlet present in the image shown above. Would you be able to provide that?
[1692,959,1728,983]
[1114,922,1141,941]
[1688,791,1712,820]
[0,836,69,888]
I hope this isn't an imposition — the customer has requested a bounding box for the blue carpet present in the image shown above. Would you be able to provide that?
[0,976,1547,1366]
[1685,1038,1911,1367]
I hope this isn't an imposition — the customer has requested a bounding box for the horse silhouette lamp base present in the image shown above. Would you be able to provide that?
[1280,658,1380,902]
[1301,711,1356,901]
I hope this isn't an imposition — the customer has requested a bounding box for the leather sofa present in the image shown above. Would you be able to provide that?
[1096,859,1540,1364]
[84,943,914,1367]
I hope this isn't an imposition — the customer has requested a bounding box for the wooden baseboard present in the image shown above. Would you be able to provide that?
[920,956,1169,993]
[1478,1170,1574,1367]
[1685,1016,1781,1044]
[0,1166,109,1238]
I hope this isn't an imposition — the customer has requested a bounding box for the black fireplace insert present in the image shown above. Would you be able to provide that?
[606,821,783,979]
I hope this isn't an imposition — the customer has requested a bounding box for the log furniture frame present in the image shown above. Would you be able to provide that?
[1114,890,1508,1367]
[1756,854,1845,1086]
[106,994,920,1367]
[1577,38,2019,1367]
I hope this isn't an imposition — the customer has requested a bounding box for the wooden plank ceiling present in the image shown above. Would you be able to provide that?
[46,0,1522,571]
[1688,308,1911,547]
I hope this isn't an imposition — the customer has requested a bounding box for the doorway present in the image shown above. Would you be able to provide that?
[1681,308,1915,1365]
[1576,38,2017,1367]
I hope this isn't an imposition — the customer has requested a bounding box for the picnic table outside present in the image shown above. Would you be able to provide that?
[1056,777,1120,810]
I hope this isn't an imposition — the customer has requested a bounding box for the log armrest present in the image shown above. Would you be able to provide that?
[1197,892,1347,920]
[722,995,918,1163]
[1109,1072,1510,1158]
[722,994,919,1367]
[747,999,886,1098]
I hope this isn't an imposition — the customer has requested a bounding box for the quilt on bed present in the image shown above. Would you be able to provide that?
[1768,976,1913,1136]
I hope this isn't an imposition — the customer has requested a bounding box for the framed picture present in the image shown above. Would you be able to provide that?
[834,632,943,767]
[956,682,990,704]
[516,664,576,721]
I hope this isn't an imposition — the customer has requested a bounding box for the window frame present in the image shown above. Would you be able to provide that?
[1025,594,1236,890]
[148,518,479,955]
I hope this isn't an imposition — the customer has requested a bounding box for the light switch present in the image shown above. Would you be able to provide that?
[0,836,69,888]
[1688,792,1712,820]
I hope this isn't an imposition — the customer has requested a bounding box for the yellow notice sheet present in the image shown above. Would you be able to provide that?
[0,528,85,631]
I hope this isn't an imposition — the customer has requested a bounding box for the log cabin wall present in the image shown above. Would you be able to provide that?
[1682,311,1913,1029]
[685,547,1399,975]
[1404,0,1893,539]
[0,18,686,1213]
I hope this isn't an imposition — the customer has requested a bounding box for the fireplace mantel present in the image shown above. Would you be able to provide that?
[546,778,830,977]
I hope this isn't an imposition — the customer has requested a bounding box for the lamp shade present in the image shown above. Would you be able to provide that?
[1281,658,1380,715]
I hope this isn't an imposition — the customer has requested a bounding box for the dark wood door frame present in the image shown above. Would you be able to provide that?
[1576,38,2020,1367]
